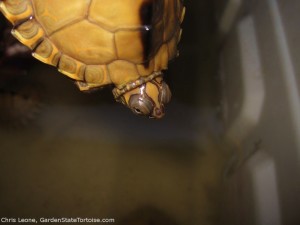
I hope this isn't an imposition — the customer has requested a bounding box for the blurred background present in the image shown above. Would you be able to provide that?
[0,0,300,225]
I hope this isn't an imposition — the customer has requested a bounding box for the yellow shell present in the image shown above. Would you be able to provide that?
[0,0,185,91]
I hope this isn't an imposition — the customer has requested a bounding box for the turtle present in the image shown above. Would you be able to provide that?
[0,0,185,119]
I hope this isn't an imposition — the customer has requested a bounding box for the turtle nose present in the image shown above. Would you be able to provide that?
[151,106,165,119]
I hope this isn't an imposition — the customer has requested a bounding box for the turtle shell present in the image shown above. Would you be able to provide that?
[0,0,185,90]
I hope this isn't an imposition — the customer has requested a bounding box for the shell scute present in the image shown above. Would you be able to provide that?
[139,0,165,63]
[115,30,144,63]
[154,44,169,72]
[137,60,154,76]
[84,65,111,85]
[0,0,33,24]
[50,20,116,65]
[179,5,186,23]
[88,0,145,31]
[167,28,181,60]
[108,61,140,86]
[150,0,165,25]
[33,37,61,66]
[149,19,165,59]
[163,0,179,42]
[32,0,89,35]
[58,54,85,80]
[12,18,44,49]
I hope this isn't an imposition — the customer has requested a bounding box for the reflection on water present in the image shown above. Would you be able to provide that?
[0,1,231,225]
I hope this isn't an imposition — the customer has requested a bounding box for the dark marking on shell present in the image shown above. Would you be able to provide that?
[140,0,154,68]
[139,0,164,68]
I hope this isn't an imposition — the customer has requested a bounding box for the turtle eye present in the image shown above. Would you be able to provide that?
[160,82,172,104]
[129,94,154,116]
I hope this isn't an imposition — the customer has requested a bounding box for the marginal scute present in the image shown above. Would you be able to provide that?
[167,25,182,60]
[2,0,28,15]
[163,0,179,42]
[148,19,164,60]
[180,6,186,23]
[12,18,44,49]
[177,29,183,44]
[85,65,111,85]
[154,44,169,72]
[15,19,39,39]
[0,0,33,24]
[75,81,105,91]
[58,54,85,80]
[150,0,165,25]
[168,35,179,61]
[33,37,61,66]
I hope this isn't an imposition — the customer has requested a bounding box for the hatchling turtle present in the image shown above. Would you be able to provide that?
[0,0,185,119]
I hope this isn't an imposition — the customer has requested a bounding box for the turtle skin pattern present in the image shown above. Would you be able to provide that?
[0,0,185,91]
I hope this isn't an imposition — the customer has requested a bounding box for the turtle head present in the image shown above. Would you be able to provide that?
[113,76,171,119]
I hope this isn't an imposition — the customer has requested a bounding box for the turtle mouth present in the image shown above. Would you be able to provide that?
[150,106,165,119]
